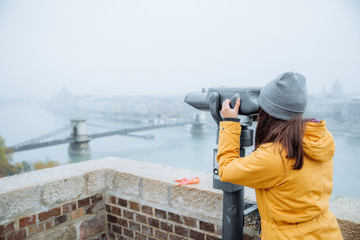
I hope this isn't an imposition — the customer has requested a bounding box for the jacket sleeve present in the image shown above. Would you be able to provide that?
[217,121,284,189]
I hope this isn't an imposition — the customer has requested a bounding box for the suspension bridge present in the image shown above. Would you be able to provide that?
[8,118,196,155]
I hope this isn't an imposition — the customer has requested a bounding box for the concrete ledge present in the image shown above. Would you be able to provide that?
[0,157,359,237]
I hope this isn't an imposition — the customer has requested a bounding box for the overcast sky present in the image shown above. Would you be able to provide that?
[0,0,359,98]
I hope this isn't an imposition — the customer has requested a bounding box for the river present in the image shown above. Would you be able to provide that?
[0,99,359,199]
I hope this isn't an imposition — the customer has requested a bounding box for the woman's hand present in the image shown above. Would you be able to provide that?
[221,98,241,118]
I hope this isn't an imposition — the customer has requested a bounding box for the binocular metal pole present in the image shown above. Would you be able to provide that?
[222,188,244,239]
[220,147,246,240]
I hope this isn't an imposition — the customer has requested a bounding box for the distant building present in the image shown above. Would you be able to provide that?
[331,79,343,98]
[305,79,348,120]
[346,96,360,122]
[305,95,344,120]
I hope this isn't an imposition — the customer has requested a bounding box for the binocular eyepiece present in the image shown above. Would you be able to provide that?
[184,87,261,116]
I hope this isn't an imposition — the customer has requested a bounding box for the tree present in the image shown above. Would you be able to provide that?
[33,158,60,170]
[21,161,32,172]
[0,136,22,177]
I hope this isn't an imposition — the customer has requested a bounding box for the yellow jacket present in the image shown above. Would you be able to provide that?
[217,121,343,240]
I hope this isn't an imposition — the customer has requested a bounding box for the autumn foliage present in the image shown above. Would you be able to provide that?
[0,136,60,177]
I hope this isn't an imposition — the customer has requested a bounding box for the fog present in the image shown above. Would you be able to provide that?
[0,0,360,97]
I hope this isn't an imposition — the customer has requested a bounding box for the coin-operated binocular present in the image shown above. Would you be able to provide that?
[185,87,260,190]
[184,87,261,240]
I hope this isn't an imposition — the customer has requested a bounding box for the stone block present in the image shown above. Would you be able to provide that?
[170,184,222,221]
[113,171,140,198]
[59,158,118,190]
[0,170,43,195]
[0,186,42,222]
[42,175,85,206]
[141,177,170,206]
[105,169,115,191]
[86,170,107,195]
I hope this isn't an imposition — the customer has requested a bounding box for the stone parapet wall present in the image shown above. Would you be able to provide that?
[0,157,359,240]
[0,193,105,240]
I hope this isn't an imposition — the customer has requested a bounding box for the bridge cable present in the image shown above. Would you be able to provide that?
[10,124,73,148]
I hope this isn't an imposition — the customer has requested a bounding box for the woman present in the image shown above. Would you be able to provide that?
[217,72,343,239]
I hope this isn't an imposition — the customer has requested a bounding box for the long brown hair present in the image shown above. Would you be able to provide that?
[255,108,307,170]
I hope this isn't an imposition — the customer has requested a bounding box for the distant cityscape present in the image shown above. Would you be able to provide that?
[45,81,360,136]
[306,80,360,121]
[1,81,359,177]
[305,81,360,136]
[45,87,198,124]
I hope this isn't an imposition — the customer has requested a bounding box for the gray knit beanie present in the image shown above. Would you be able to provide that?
[259,72,307,120]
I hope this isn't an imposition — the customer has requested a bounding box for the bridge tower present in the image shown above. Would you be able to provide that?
[191,112,207,135]
[68,119,91,156]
